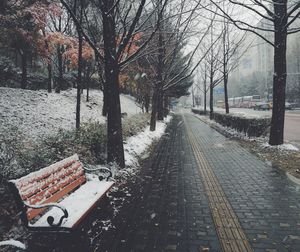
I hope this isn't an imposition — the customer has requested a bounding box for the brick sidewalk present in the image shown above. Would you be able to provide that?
[185,113,300,252]
[109,113,300,252]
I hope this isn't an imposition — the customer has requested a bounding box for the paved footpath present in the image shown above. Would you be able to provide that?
[111,113,300,252]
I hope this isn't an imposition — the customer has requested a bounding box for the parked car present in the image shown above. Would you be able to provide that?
[285,102,293,110]
[254,102,272,111]
[290,103,298,109]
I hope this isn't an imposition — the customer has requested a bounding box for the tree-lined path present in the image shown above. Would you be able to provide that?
[108,113,300,252]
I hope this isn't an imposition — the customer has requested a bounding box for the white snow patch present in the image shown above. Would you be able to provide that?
[124,116,172,167]
[150,213,156,219]
[134,73,141,80]
[261,143,299,152]
[0,87,142,140]
[0,240,26,249]
[30,180,114,228]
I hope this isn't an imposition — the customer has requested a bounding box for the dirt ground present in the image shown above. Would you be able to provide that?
[238,139,300,179]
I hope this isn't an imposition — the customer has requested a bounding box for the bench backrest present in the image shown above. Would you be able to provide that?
[10,154,86,221]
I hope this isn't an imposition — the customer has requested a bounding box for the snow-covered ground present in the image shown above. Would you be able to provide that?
[0,87,142,140]
[190,110,299,153]
[124,116,172,167]
[261,143,299,151]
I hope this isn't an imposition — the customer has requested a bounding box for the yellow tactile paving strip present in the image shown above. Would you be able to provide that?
[184,115,253,252]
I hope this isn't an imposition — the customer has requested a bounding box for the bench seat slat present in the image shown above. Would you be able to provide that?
[27,175,86,220]
[29,180,114,229]
[20,162,83,201]
[13,157,78,191]
[26,169,85,204]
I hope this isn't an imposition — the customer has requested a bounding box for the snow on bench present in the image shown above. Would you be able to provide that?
[9,154,114,231]
[0,240,26,250]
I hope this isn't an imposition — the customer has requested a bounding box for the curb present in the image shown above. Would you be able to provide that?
[286,172,300,186]
[192,113,237,139]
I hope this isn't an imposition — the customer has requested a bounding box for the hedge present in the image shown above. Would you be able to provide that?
[191,108,208,115]
[210,112,271,137]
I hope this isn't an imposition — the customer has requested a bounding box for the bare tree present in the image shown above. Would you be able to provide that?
[148,1,222,129]
[198,14,223,119]
[220,16,246,114]
[207,0,300,145]
[61,0,168,167]
[48,8,72,93]
[75,0,84,129]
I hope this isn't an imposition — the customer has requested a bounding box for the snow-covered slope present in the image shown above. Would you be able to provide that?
[0,87,142,140]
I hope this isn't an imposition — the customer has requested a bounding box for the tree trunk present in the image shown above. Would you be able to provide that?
[224,72,229,114]
[204,90,207,113]
[47,62,52,93]
[86,84,90,102]
[192,87,195,107]
[150,89,158,131]
[144,94,150,113]
[209,75,214,119]
[102,83,108,116]
[21,51,27,89]
[76,29,83,129]
[102,0,125,168]
[223,28,229,114]
[95,54,107,116]
[269,6,287,146]
[86,65,91,102]
[157,90,164,120]
[163,95,169,117]
[56,45,63,93]
[156,1,164,121]
[204,65,207,113]
[297,46,300,91]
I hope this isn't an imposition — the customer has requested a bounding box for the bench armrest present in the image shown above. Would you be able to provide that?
[24,202,69,227]
[83,166,113,181]
[0,240,26,250]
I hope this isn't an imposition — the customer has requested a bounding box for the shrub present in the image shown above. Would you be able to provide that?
[0,128,25,182]
[0,122,107,181]
[23,122,107,173]
[1,114,151,181]
[0,56,19,87]
[210,112,271,137]
[63,71,77,89]
[89,74,102,89]
[191,108,207,115]
[27,72,48,90]
[122,113,150,137]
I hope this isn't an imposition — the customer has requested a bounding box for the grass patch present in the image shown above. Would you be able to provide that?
[0,113,150,181]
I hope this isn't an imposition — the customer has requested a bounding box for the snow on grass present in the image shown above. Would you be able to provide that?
[124,115,172,167]
[261,143,299,152]
[0,87,142,140]
[192,112,299,153]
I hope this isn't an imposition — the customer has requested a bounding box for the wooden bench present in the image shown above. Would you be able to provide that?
[9,154,114,232]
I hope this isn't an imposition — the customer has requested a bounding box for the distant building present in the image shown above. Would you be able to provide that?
[230,10,300,102]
